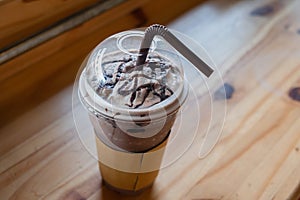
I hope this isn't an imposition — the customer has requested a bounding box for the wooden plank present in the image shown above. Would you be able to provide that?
[0,0,129,64]
[142,0,204,26]
[0,0,101,50]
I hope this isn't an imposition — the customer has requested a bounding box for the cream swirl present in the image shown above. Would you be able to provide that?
[91,52,183,109]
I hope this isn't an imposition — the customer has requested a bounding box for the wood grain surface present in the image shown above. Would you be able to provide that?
[0,0,101,50]
[1,0,300,199]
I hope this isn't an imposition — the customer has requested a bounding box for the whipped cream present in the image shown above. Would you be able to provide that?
[89,52,183,109]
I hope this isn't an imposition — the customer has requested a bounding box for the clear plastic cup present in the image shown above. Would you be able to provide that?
[78,30,188,193]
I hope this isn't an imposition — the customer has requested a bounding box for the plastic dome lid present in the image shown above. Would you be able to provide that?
[78,30,189,121]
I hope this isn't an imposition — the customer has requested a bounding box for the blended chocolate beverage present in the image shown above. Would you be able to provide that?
[78,30,188,193]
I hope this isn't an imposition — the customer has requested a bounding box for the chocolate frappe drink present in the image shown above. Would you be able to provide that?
[78,25,214,193]
[79,46,187,192]
[79,41,188,192]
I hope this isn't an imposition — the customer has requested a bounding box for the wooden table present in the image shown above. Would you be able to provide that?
[1,0,300,199]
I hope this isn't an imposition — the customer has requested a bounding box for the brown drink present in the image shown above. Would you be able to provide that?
[78,32,188,193]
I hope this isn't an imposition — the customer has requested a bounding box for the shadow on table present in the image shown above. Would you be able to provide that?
[101,181,156,200]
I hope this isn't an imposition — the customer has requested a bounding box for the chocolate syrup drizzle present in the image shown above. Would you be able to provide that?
[97,55,174,109]
[125,82,173,108]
